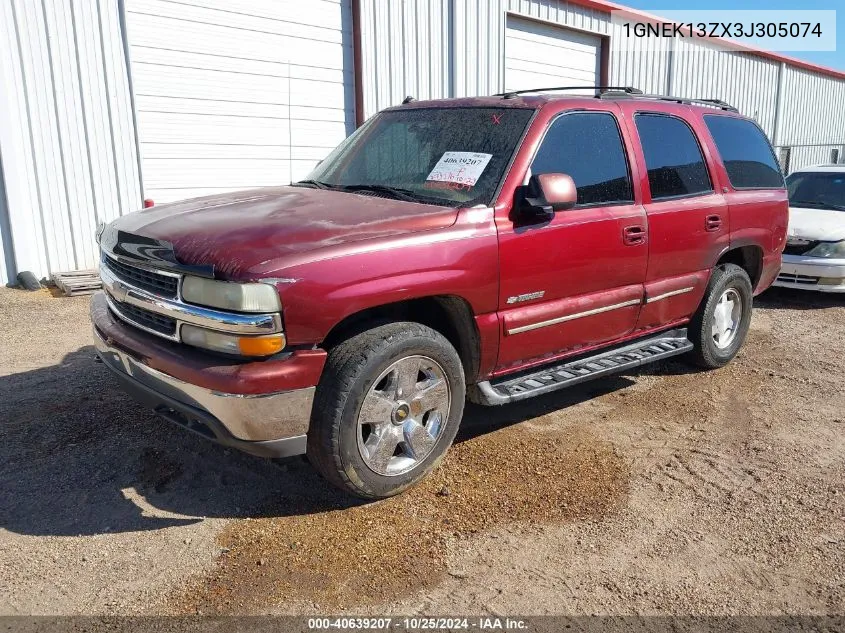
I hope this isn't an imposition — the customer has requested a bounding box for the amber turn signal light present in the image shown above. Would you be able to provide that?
[237,334,286,357]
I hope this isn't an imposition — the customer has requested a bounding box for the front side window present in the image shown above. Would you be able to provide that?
[786,171,845,212]
[704,115,784,189]
[635,113,712,200]
[303,107,534,207]
[530,112,633,206]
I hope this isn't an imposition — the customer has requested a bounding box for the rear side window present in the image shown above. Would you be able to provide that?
[704,115,784,189]
[634,113,712,200]
[531,112,633,206]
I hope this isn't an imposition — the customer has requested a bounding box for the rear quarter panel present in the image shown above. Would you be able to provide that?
[692,111,788,292]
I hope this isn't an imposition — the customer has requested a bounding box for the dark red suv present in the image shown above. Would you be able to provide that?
[91,88,788,498]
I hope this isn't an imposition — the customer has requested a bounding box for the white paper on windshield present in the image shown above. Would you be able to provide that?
[426,152,493,187]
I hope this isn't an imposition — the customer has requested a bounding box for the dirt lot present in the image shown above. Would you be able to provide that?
[0,286,843,616]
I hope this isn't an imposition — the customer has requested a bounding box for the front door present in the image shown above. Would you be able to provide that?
[495,106,648,373]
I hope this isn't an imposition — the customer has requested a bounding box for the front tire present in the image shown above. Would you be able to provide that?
[688,263,753,369]
[307,322,465,499]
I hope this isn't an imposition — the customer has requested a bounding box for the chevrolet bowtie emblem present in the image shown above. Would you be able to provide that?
[112,279,129,302]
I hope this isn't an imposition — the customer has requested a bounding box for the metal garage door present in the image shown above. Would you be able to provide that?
[505,16,601,93]
[124,0,354,204]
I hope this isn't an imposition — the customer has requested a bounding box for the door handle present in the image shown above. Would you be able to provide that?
[623,225,646,246]
[705,214,723,232]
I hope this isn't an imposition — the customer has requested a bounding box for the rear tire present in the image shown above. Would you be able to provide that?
[688,263,753,369]
[307,322,465,499]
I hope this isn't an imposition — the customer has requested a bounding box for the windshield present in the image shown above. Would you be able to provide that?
[786,171,845,211]
[301,107,535,207]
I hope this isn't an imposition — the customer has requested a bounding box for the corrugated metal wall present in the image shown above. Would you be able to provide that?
[124,0,355,203]
[359,0,845,175]
[3,0,844,287]
[776,65,845,172]
[670,39,780,136]
[0,0,141,285]
[608,22,670,95]
[359,0,453,116]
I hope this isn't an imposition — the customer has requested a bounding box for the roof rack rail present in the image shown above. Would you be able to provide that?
[600,91,739,113]
[496,86,643,99]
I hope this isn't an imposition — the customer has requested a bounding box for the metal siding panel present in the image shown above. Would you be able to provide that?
[609,19,670,94]
[506,0,610,34]
[125,0,354,201]
[0,0,140,284]
[0,0,49,281]
[359,0,452,117]
[99,0,144,216]
[671,38,780,136]
[780,66,845,148]
[505,15,601,92]
[18,0,75,275]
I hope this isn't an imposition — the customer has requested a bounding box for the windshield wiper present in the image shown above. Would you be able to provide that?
[791,200,845,212]
[292,179,332,190]
[340,184,421,202]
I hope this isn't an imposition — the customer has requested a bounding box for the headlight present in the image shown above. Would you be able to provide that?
[181,324,286,357]
[804,240,845,259]
[181,276,281,312]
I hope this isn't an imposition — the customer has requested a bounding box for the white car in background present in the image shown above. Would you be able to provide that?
[775,164,845,293]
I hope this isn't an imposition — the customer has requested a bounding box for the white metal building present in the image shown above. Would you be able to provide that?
[1,0,844,285]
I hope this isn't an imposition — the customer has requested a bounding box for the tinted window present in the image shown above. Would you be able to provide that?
[531,112,633,206]
[704,116,784,189]
[635,113,712,200]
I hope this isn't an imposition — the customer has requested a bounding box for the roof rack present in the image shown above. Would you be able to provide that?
[493,85,740,113]
[496,86,643,99]
[600,92,739,113]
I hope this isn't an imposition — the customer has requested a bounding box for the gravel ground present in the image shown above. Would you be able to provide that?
[0,286,842,616]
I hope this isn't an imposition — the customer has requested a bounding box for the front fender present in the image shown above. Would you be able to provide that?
[275,212,500,346]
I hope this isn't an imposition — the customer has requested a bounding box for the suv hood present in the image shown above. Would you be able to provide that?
[788,206,845,242]
[109,186,458,278]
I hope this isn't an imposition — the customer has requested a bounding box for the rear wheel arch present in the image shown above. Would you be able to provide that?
[320,295,482,383]
[715,245,764,291]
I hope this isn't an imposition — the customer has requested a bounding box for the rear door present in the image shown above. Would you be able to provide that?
[616,102,730,330]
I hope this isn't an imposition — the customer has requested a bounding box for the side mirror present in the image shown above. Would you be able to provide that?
[516,173,577,222]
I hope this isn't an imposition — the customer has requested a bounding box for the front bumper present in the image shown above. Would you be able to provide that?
[774,255,845,293]
[91,293,323,458]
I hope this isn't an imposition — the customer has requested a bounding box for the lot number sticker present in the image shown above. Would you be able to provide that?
[426,152,493,187]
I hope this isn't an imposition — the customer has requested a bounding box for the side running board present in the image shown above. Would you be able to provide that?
[473,328,692,406]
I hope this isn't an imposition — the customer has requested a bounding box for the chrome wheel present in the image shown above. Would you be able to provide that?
[356,355,451,476]
[711,288,742,349]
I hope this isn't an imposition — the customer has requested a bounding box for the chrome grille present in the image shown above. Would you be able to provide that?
[103,255,179,299]
[99,248,282,345]
[110,299,178,337]
[776,273,819,285]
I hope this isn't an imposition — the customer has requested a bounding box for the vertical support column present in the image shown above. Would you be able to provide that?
[0,151,16,283]
[772,61,786,147]
[448,0,458,98]
[117,0,145,201]
[599,35,610,86]
[351,0,364,127]
[665,35,676,96]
